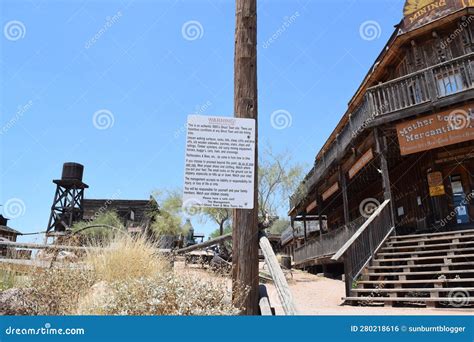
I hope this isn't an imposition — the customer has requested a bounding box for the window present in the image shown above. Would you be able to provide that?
[437,70,464,96]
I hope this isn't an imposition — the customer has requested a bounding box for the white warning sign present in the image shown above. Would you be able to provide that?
[183,115,256,209]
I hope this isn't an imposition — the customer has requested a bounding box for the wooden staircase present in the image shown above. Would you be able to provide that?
[344,228,474,308]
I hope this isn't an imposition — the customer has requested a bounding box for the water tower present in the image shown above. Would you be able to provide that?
[46,163,88,236]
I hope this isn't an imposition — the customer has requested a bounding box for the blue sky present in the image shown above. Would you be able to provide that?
[1,0,405,241]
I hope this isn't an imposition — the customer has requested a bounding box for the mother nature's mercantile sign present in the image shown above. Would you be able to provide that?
[183,115,256,209]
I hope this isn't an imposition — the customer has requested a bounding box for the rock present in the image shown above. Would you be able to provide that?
[57,251,78,262]
[0,288,30,315]
[35,250,53,261]
[76,281,111,314]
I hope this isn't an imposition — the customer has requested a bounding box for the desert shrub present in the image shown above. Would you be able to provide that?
[78,274,238,315]
[15,235,239,316]
[71,211,125,244]
[0,269,17,291]
[21,268,95,315]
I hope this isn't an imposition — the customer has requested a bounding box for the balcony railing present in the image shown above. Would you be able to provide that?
[294,216,366,265]
[290,53,474,211]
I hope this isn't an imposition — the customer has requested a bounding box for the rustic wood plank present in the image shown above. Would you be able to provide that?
[259,233,297,315]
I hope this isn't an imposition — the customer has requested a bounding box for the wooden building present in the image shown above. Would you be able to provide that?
[82,198,158,234]
[289,0,474,307]
[0,215,22,257]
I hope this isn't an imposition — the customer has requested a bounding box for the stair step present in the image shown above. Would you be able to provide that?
[352,287,474,293]
[374,253,474,263]
[358,278,474,285]
[377,247,474,257]
[389,229,474,241]
[368,261,474,270]
[381,241,474,252]
[386,234,474,246]
[366,270,474,277]
[343,296,474,303]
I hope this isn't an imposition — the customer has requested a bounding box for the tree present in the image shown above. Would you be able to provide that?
[268,219,290,235]
[149,189,184,237]
[209,224,232,239]
[258,146,305,218]
[201,208,231,236]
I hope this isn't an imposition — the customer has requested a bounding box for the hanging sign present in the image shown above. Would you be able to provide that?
[183,115,256,209]
[427,171,446,196]
[396,105,474,156]
[322,182,339,201]
[348,149,374,179]
[400,0,465,33]
[306,200,317,213]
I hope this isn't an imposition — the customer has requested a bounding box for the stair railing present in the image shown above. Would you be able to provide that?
[331,199,394,297]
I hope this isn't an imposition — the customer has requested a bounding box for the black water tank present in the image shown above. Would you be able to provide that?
[61,162,84,181]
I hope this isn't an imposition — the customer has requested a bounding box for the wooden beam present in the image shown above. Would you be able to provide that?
[258,285,273,316]
[175,233,232,254]
[259,233,297,315]
[233,0,259,315]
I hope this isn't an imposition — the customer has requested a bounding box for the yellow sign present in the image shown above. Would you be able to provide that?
[400,0,470,32]
[427,171,446,197]
[430,185,446,196]
[404,0,439,16]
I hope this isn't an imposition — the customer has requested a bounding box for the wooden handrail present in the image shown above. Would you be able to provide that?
[331,199,391,261]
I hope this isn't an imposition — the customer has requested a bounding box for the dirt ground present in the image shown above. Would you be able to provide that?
[265,270,473,315]
[176,261,472,315]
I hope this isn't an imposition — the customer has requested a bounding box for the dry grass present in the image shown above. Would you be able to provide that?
[85,236,170,282]
[15,235,240,316]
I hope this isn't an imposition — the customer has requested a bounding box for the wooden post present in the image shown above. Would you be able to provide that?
[232,0,259,315]
[303,214,307,243]
[374,128,395,226]
[339,167,350,226]
[317,193,324,238]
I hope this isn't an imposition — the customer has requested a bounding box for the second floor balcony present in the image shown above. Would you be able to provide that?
[290,53,474,211]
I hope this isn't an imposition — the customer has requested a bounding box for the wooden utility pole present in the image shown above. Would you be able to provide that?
[232,0,259,315]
